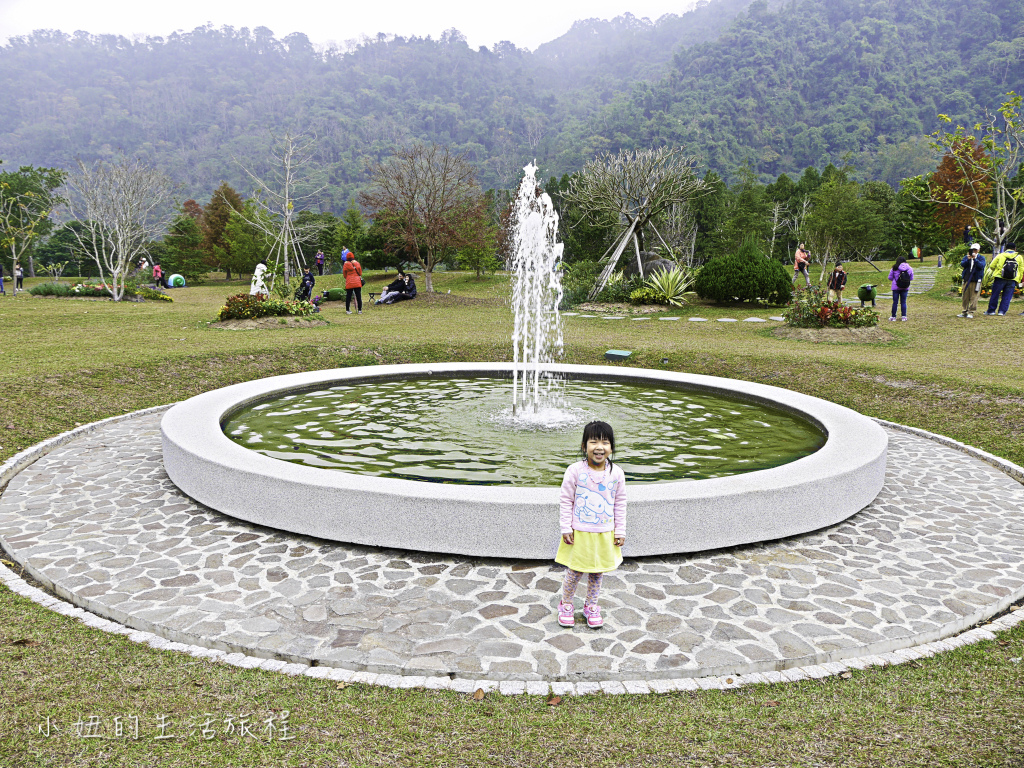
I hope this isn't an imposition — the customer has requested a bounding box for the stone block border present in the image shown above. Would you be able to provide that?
[0,405,1022,694]
[1,561,1020,696]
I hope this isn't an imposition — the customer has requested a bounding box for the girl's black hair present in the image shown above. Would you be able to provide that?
[893,254,908,269]
[581,420,615,467]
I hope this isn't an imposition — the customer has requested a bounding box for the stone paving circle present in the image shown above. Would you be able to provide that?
[1,406,1024,696]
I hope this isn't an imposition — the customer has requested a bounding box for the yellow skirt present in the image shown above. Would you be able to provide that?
[555,530,622,573]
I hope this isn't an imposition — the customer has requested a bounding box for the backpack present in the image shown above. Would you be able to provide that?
[1001,255,1019,281]
[895,267,911,290]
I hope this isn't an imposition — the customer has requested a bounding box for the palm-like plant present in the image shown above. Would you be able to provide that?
[644,267,695,307]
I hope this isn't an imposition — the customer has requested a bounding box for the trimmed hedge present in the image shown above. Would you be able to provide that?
[693,242,793,306]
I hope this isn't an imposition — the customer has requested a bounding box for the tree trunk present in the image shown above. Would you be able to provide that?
[28,254,36,277]
[633,234,644,280]
[225,268,232,280]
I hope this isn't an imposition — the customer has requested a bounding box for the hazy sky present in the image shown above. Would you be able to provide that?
[0,0,697,50]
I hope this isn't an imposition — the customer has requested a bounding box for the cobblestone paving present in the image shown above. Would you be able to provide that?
[1,412,1023,682]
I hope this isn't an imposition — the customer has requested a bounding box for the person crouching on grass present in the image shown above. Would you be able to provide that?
[556,420,626,629]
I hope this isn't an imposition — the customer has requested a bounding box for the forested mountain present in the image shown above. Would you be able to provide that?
[581,0,1024,185]
[0,0,1021,212]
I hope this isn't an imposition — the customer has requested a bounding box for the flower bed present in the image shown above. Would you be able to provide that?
[783,288,878,328]
[218,293,316,321]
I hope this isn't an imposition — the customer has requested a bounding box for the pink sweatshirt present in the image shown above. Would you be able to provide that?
[559,460,627,536]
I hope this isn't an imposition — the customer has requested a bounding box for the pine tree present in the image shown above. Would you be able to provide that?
[165,214,208,284]
[202,182,244,279]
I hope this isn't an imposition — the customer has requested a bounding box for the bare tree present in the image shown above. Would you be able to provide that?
[766,201,788,261]
[65,156,174,301]
[235,132,328,292]
[563,147,706,299]
[360,143,490,292]
[656,201,698,269]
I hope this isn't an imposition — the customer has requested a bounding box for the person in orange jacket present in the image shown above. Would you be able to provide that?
[342,249,363,314]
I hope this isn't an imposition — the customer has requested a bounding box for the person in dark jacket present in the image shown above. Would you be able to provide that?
[380,272,417,304]
[376,270,407,304]
[826,262,847,302]
[296,266,316,301]
[888,254,914,321]
[958,243,986,319]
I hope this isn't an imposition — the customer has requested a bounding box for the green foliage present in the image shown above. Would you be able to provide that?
[137,286,172,302]
[217,293,315,321]
[642,267,695,307]
[33,222,100,277]
[628,286,662,305]
[693,240,792,306]
[163,213,208,285]
[28,281,73,297]
[594,271,639,303]
[222,201,274,277]
[784,288,879,328]
[0,164,66,272]
[803,178,886,267]
[560,260,602,308]
[202,182,244,273]
[946,243,971,285]
[720,165,770,252]
[896,176,946,256]
[456,245,502,277]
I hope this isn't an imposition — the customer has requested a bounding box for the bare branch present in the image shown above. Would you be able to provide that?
[65,155,174,301]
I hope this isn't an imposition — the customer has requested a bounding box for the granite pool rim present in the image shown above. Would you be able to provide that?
[160,363,888,559]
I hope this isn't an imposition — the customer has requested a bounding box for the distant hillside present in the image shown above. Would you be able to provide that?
[0,0,754,208]
[565,0,1024,184]
[0,0,1020,210]
[532,0,765,91]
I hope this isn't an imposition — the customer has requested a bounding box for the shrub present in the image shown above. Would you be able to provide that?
[693,240,793,306]
[783,288,878,328]
[945,243,970,286]
[560,260,601,308]
[643,267,695,307]
[29,282,73,297]
[594,271,641,303]
[628,286,662,305]
[217,293,316,321]
[138,286,173,302]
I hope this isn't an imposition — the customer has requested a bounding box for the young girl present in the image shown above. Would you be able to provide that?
[556,420,627,628]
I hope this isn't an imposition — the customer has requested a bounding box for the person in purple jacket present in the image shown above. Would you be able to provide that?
[555,421,627,629]
[888,254,914,321]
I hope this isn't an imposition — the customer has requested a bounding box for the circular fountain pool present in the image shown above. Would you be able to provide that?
[222,377,826,486]
[161,363,887,558]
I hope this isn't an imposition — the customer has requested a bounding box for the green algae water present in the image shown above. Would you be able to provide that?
[222,377,825,486]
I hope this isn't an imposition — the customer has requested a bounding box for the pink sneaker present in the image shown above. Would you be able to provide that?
[558,601,575,627]
[583,603,603,628]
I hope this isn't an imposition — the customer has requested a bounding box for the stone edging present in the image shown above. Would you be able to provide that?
[1,406,1023,695]
[1,560,1021,695]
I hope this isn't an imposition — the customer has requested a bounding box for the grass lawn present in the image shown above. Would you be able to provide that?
[1,262,1023,767]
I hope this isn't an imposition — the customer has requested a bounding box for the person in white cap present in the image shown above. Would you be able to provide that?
[959,243,985,318]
